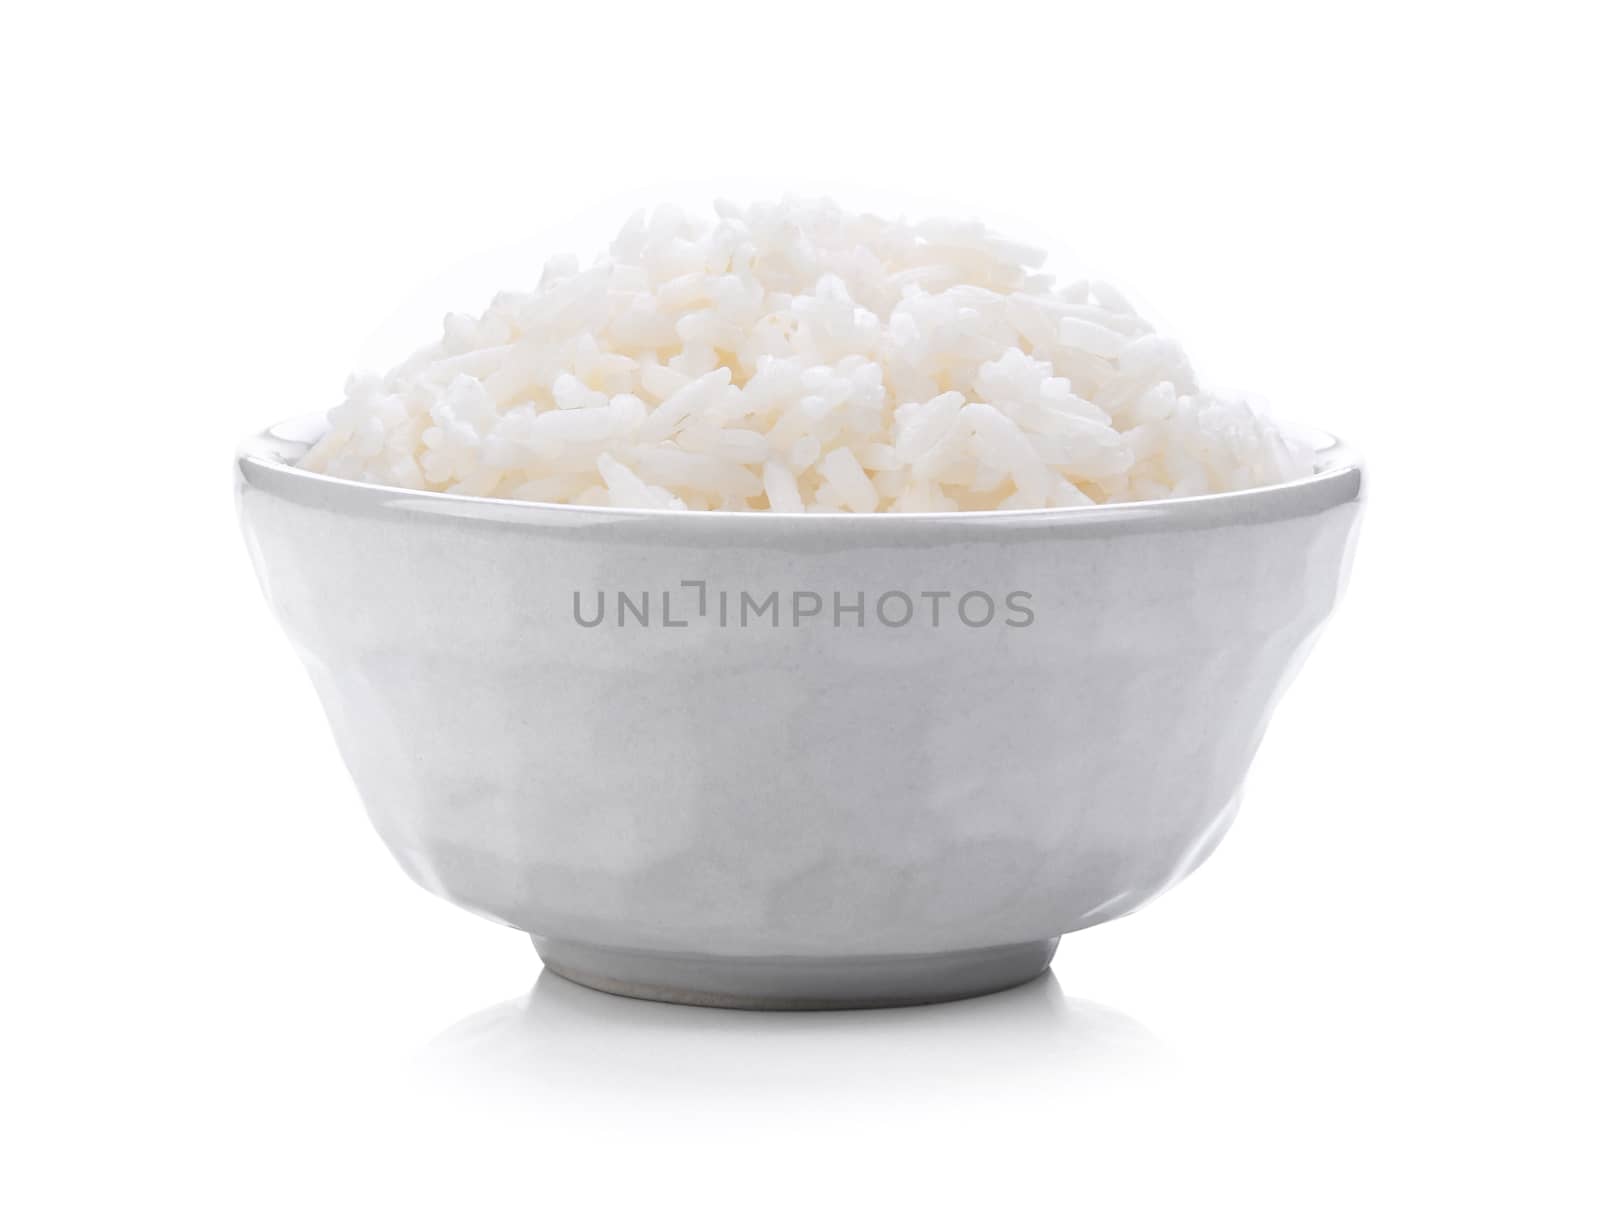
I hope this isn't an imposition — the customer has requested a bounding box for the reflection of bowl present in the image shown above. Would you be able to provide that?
[419,972,1170,1104]
[237,416,1363,1009]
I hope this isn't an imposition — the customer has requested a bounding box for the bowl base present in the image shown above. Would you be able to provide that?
[532,936,1059,1010]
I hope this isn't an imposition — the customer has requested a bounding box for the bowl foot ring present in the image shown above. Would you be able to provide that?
[532,935,1059,1010]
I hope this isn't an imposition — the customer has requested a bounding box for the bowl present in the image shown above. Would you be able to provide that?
[237,415,1363,1009]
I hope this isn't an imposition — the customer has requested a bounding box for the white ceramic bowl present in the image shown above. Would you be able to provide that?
[238,416,1363,1008]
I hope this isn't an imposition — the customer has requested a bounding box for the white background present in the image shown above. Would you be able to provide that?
[5,2,1597,1204]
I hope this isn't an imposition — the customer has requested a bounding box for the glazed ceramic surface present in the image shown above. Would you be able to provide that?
[237,416,1363,1008]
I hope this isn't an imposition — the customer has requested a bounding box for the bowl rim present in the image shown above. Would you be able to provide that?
[237,413,1363,531]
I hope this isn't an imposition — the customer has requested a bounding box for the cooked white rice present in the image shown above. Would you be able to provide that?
[300,198,1313,511]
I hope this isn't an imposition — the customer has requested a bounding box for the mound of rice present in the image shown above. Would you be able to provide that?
[301,198,1312,511]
